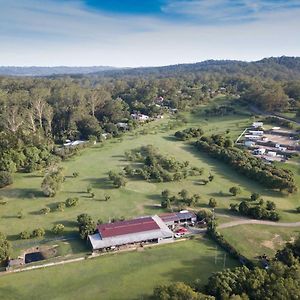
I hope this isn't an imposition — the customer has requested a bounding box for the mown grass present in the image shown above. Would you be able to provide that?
[0,238,239,300]
[0,102,299,257]
[220,224,300,261]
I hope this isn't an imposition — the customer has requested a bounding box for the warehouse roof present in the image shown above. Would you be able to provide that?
[89,215,173,250]
[97,216,159,238]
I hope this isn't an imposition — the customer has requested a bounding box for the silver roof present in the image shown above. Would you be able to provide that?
[88,215,173,250]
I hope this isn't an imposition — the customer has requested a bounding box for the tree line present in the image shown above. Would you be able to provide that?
[194,135,297,193]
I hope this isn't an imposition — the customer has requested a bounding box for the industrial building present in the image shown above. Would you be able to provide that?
[88,215,174,251]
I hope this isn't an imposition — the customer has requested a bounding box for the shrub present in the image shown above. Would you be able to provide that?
[32,228,45,238]
[161,199,171,209]
[65,197,79,207]
[229,186,241,196]
[0,171,13,188]
[72,172,79,178]
[19,231,31,239]
[40,207,51,215]
[56,202,66,212]
[250,192,260,201]
[208,198,217,208]
[196,208,213,222]
[17,210,24,219]
[296,207,300,213]
[41,166,64,197]
[52,224,65,235]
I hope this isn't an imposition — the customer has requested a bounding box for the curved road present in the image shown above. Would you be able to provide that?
[218,219,300,229]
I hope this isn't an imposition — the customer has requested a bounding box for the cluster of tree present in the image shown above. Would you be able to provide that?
[108,171,127,188]
[151,235,300,300]
[77,214,96,239]
[204,105,236,117]
[205,262,300,299]
[161,189,201,208]
[0,132,58,189]
[0,232,11,264]
[123,145,203,183]
[194,135,297,193]
[230,199,280,221]
[41,166,64,197]
[52,224,65,235]
[40,197,79,215]
[19,228,45,239]
[275,234,300,266]
[174,127,204,141]
[242,80,289,112]
[264,116,295,129]
[0,171,13,188]
[207,221,253,268]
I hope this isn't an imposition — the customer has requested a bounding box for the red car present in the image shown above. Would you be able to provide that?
[175,228,188,235]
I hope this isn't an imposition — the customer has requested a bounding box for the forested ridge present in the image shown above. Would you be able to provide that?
[1,56,300,190]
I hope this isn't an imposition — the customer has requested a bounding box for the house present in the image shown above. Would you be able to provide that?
[244,140,256,147]
[252,122,264,128]
[101,133,109,140]
[253,148,266,155]
[245,134,262,140]
[88,215,173,251]
[267,151,277,157]
[116,122,129,130]
[131,113,150,122]
[249,130,264,136]
[159,211,197,229]
[155,96,164,103]
[63,140,85,147]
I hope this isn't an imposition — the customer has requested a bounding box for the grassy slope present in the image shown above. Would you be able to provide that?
[220,225,300,261]
[0,238,238,300]
[0,109,299,255]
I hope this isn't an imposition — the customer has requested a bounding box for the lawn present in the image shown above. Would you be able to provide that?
[0,238,239,300]
[220,224,300,261]
[0,103,299,257]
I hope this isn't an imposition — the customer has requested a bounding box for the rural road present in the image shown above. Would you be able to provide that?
[250,105,300,126]
[218,219,300,229]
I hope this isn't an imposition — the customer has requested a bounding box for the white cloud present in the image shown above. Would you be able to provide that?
[0,0,299,66]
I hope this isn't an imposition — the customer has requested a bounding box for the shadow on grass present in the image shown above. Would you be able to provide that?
[181,143,285,199]
[52,220,78,228]
[160,238,240,285]
[82,177,113,190]
[1,188,45,199]
[146,194,161,202]
[208,192,231,197]
[162,135,178,142]
[24,174,43,178]
[2,215,19,219]
[283,209,298,214]
[143,204,162,210]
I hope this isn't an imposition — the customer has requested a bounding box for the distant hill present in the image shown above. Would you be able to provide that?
[0,66,117,76]
[92,56,300,80]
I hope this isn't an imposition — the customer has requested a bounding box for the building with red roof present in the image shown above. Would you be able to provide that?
[88,215,173,251]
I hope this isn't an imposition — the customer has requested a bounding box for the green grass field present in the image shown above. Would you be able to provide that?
[0,105,299,257]
[220,225,300,261]
[0,238,239,300]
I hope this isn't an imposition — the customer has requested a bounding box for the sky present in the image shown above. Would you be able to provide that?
[0,0,300,67]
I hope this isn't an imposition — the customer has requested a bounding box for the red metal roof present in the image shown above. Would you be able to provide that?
[97,217,160,238]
